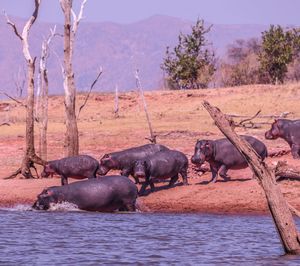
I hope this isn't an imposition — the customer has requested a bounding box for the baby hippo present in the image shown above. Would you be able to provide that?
[191,135,268,183]
[133,150,189,195]
[41,155,100,186]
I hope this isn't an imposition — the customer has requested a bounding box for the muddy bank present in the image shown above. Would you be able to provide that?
[1,163,299,214]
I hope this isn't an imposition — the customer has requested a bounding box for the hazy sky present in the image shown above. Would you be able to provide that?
[1,0,300,25]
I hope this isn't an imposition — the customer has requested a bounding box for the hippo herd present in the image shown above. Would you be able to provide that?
[33,118,300,212]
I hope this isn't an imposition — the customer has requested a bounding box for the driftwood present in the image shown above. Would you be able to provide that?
[227,110,293,129]
[203,100,300,255]
[269,149,291,158]
[0,122,10,126]
[275,161,300,181]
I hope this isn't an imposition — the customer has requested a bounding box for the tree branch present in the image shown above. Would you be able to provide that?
[21,0,41,62]
[71,0,87,35]
[77,68,103,119]
[3,10,23,41]
[0,91,26,107]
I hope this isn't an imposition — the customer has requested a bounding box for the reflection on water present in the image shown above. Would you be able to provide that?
[0,207,300,265]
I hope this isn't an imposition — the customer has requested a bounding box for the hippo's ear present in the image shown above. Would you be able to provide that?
[101,154,111,161]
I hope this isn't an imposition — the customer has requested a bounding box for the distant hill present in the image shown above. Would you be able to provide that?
[0,14,267,96]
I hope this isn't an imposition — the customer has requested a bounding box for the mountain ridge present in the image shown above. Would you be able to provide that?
[0,14,268,96]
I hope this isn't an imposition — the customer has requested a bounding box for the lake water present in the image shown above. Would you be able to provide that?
[1,205,300,265]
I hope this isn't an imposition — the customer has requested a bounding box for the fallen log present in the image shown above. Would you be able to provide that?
[269,149,291,158]
[275,161,300,181]
[203,100,300,255]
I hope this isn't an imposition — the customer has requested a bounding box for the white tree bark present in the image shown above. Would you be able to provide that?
[59,0,87,156]
[36,26,56,161]
[4,0,45,179]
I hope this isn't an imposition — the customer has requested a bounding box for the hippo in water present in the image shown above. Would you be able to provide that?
[41,155,100,186]
[99,144,169,184]
[191,135,268,183]
[265,119,300,159]
[133,149,189,195]
[32,176,138,212]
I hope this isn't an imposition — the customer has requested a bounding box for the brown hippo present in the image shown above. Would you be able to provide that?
[41,155,100,186]
[133,149,189,195]
[191,135,268,183]
[265,119,300,159]
[98,144,169,184]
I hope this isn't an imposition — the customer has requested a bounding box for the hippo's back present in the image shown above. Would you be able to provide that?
[62,176,137,211]
[214,135,267,165]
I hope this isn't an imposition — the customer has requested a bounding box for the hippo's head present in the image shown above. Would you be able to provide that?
[191,140,214,165]
[265,119,282,140]
[32,187,62,210]
[98,154,116,175]
[133,160,147,179]
[41,163,56,178]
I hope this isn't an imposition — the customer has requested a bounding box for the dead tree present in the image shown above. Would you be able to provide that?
[202,100,300,254]
[59,0,87,156]
[77,68,102,120]
[35,26,56,161]
[4,0,45,179]
[114,84,119,118]
[135,69,156,143]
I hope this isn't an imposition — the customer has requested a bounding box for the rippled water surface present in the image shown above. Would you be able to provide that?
[1,207,300,265]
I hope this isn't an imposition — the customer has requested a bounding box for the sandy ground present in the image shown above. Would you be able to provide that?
[0,149,299,214]
[1,85,300,214]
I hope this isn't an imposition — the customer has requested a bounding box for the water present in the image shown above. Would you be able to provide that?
[1,206,300,265]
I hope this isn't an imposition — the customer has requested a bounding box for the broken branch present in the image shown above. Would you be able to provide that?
[77,68,103,119]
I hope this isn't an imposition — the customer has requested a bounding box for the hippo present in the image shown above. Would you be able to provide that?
[99,144,169,184]
[133,149,189,195]
[191,135,268,183]
[32,176,138,212]
[265,119,300,159]
[41,155,100,186]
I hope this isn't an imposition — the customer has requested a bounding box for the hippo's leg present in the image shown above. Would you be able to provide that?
[149,177,155,192]
[219,165,230,181]
[210,165,219,183]
[122,168,140,184]
[138,181,149,196]
[179,167,189,185]
[123,200,136,212]
[291,144,300,159]
[168,174,179,187]
[61,175,68,186]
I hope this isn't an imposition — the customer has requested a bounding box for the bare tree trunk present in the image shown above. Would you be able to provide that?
[114,84,119,118]
[60,0,87,156]
[135,69,156,143]
[202,100,300,254]
[36,26,56,161]
[4,0,45,179]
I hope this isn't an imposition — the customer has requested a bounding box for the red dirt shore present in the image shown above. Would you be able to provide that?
[1,154,299,214]
[1,86,300,214]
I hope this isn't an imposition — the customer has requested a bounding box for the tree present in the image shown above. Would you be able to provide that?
[161,19,215,90]
[4,0,45,179]
[220,38,267,87]
[259,25,294,84]
[59,0,87,156]
[36,26,56,161]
